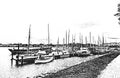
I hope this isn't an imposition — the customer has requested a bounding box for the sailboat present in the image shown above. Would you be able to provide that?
[8,25,39,55]
[35,24,54,64]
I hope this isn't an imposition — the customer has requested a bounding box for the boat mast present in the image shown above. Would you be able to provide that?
[92,36,95,48]
[63,37,65,50]
[73,34,76,43]
[72,34,73,43]
[98,35,101,46]
[57,37,59,52]
[79,33,82,47]
[28,24,31,52]
[79,33,81,43]
[68,29,70,45]
[85,36,87,45]
[89,32,91,47]
[48,24,50,45]
[66,30,67,47]
[63,38,65,45]
[102,34,104,46]
[80,34,83,47]
[81,35,83,44]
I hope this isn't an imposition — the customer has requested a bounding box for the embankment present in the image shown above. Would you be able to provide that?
[42,52,120,78]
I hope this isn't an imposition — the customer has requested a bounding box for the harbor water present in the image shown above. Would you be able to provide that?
[0,47,103,78]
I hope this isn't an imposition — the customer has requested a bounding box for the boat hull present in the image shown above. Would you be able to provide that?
[20,55,37,62]
[35,56,54,64]
[60,54,70,58]
[9,49,39,55]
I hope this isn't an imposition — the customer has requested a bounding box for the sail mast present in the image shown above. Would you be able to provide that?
[68,29,70,45]
[57,37,59,45]
[28,24,31,52]
[57,37,59,49]
[63,38,65,45]
[72,34,73,43]
[81,35,83,44]
[102,34,104,45]
[79,33,82,47]
[85,36,87,44]
[79,33,81,43]
[89,32,91,47]
[98,35,101,46]
[66,30,67,47]
[48,24,50,44]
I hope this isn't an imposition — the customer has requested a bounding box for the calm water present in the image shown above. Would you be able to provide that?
[0,47,102,78]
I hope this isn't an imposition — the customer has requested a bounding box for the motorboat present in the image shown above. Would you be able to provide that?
[76,47,91,56]
[60,50,70,58]
[49,49,70,59]
[35,55,54,64]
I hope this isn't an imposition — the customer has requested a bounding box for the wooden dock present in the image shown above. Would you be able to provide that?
[12,54,37,65]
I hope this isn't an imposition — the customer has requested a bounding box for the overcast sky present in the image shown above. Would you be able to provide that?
[0,0,119,44]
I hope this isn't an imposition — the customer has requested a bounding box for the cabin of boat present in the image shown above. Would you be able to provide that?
[48,49,70,59]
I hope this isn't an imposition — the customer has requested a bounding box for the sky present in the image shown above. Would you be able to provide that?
[0,0,120,44]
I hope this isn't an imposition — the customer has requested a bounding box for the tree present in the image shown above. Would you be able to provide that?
[114,3,120,24]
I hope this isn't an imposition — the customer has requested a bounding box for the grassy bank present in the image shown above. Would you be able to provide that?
[40,52,120,78]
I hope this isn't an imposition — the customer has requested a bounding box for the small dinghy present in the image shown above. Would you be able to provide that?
[35,55,54,64]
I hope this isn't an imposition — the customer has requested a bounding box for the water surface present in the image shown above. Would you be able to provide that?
[0,48,102,78]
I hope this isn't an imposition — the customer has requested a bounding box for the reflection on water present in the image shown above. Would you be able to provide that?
[0,48,102,78]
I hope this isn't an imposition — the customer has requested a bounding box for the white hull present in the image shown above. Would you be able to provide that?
[76,48,91,56]
[35,56,54,64]
[60,54,69,58]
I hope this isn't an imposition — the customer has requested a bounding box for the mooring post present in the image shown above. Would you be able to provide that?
[11,53,14,66]
[21,56,23,65]
[11,59,13,66]
[11,53,13,60]
[16,54,19,65]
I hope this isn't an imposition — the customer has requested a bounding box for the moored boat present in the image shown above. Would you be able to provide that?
[35,55,54,64]
[76,47,91,56]
[19,54,37,63]
[8,25,39,55]
[9,48,39,55]
[60,50,70,58]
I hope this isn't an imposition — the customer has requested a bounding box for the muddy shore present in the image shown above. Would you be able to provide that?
[38,52,120,78]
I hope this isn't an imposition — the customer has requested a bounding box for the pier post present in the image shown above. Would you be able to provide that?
[11,59,13,66]
[11,54,13,66]
[21,56,23,65]
[11,53,14,60]
[16,54,19,65]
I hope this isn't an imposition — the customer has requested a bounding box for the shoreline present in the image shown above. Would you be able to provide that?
[36,52,120,78]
